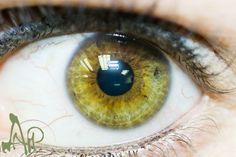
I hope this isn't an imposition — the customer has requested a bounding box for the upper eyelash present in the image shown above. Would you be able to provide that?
[0,6,231,94]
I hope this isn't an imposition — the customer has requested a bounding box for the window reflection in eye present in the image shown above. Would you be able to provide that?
[0,5,235,157]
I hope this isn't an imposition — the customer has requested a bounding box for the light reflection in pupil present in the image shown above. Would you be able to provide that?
[97,59,134,96]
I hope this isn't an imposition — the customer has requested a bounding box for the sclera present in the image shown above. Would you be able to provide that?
[0,33,201,147]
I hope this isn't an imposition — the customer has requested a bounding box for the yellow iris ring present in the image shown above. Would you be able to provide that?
[67,34,170,128]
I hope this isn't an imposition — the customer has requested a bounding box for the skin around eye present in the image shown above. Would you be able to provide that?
[0,33,201,149]
[0,1,235,157]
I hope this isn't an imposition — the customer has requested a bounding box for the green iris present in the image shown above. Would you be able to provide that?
[67,33,170,128]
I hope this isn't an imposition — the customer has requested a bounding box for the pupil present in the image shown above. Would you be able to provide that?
[97,60,134,96]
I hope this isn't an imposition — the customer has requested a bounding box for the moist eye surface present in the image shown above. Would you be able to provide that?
[67,33,170,128]
[0,5,221,156]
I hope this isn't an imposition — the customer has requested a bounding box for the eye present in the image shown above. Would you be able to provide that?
[0,6,231,156]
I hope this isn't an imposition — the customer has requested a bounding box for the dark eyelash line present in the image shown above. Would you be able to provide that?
[0,6,230,95]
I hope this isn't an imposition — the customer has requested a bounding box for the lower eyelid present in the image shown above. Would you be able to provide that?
[140,96,219,157]
[28,96,218,157]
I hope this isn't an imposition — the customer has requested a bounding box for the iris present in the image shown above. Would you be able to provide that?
[67,33,170,128]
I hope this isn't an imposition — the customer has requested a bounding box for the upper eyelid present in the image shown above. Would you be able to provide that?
[0,0,233,55]
[0,0,230,47]
[0,0,157,12]
[0,6,234,96]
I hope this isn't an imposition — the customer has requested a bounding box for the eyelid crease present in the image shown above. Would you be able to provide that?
[0,0,158,14]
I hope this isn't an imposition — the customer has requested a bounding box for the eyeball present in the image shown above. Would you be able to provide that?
[0,33,201,147]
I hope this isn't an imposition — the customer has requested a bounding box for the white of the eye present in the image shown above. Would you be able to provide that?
[0,33,201,147]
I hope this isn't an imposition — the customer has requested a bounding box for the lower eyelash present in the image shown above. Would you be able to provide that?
[28,98,217,157]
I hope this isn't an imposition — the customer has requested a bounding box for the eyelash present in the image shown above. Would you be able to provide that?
[0,6,222,157]
[0,6,230,95]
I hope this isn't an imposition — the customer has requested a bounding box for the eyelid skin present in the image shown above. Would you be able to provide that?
[2,96,222,157]
[0,0,235,39]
